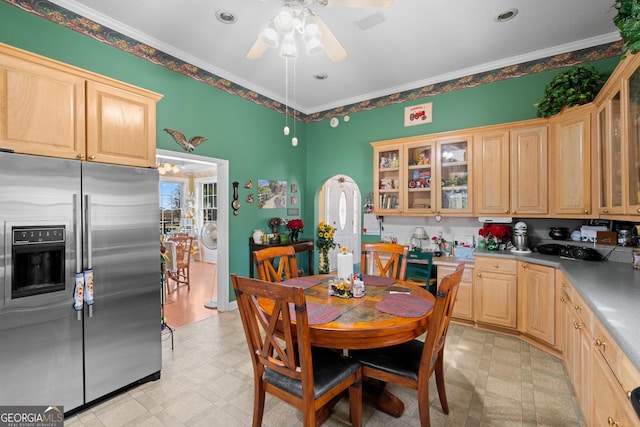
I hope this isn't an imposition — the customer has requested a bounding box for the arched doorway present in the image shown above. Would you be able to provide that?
[318,175,361,270]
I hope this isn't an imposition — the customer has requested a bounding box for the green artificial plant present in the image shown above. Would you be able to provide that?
[535,65,608,118]
[614,0,640,55]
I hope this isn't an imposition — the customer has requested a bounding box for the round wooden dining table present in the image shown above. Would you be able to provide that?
[299,275,435,350]
[264,274,436,419]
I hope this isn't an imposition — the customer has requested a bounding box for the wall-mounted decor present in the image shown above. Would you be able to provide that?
[163,128,208,152]
[244,180,253,189]
[404,102,433,127]
[290,195,298,205]
[246,194,254,203]
[231,181,240,216]
[258,179,287,209]
[291,183,298,193]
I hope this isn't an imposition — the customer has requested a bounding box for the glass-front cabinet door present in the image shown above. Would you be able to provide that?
[436,136,473,215]
[404,140,435,214]
[627,68,640,213]
[373,144,402,214]
[597,88,624,215]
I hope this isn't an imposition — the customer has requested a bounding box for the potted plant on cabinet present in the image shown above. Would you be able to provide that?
[614,0,640,55]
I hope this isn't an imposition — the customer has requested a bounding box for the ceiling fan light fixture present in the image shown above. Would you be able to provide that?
[305,35,323,55]
[279,32,297,58]
[274,7,295,33]
[259,21,279,48]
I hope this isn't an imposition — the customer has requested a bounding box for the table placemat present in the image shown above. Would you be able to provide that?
[280,277,322,289]
[289,301,341,325]
[362,274,395,286]
[374,293,434,318]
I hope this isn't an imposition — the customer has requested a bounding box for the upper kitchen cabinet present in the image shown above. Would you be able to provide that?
[436,135,473,216]
[372,134,472,216]
[549,104,593,217]
[373,142,403,214]
[0,43,162,167]
[596,86,624,215]
[403,139,435,215]
[593,51,640,218]
[474,123,548,217]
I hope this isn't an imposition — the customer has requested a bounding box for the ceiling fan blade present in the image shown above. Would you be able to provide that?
[325,0,393,7]
[317,17,347,62]
[246,38,268,60]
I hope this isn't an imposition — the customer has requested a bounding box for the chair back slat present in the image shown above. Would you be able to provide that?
[254,246,299,282]
[361,242,409,280]
[231,274,311,383]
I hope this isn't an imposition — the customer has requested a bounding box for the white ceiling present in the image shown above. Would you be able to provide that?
[48,0,620,115]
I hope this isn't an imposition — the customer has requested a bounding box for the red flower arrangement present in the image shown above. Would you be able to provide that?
[479,224,511,242]
[286,219,304,231]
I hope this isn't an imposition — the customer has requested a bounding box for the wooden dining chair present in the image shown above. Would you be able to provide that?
[350,263,465,427]
[230,274,363,427]
[253,245,298,283]
[360,242,409,280]
[165,234,193,292]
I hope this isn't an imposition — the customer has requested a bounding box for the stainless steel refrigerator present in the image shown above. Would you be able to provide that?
[0,152,161,413]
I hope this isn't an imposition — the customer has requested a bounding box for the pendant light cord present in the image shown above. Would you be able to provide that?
[285,58,289,131]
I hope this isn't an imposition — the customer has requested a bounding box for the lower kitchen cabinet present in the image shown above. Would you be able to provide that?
[558,270,593,424]
[518,262,555,346]
[437,263,474,321]
[591,351,638,427]
[474,257,517,329]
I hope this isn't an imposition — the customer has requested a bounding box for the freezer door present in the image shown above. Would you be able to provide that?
[0,153,84,411]
[81,162,161,402]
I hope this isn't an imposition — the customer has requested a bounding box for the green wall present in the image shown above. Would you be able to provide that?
[0,2,621,287]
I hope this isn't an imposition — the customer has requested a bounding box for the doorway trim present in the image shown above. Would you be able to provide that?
[157,149,234,312]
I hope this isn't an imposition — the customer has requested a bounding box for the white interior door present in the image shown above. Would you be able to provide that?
[324,175,360,268]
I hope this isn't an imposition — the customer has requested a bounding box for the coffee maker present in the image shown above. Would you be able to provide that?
[511,221,531,253]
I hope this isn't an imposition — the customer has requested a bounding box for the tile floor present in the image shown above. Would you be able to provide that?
[65,312,585,427]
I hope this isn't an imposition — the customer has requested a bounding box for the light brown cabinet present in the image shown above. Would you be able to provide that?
[437,263,473,321]
[474,257,517,329]
[594,50,640,217]
[0,42,161,167]
[550,106,593,217]
[372,134,472,216]
[557,271,592,424]
[373,144,402,214]
[474,125,548,217]
[517,262,555,346]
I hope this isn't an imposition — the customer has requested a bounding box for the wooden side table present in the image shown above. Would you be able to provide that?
[248,238,315,278]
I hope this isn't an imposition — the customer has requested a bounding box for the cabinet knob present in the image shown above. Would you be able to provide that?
[584,209,589,214]
[504,209,508,214]
[595,338,606,350]
[604,209,609,213]
[637,208,640,213]
[574,304,582,312]
[561,283,567,288]
[607,416,619,426]
[77,153,85,159]
[89,154,96,160]
[477,272,482,277]
[512,210,517,214]
[493,264,499,268]
[560,296,566,303]
[522,264,527,269]
[573,321,582,330]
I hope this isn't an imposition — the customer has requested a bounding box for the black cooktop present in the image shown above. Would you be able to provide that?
[535,243,602,261]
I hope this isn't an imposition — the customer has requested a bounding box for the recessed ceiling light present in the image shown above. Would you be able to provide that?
[495,8,518,23]
[215,9,237,24]
[314,73,328,80]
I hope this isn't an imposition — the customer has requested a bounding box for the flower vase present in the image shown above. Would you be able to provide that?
[319,249,330,274]
[486,239,500,251]
[290,230,299,242]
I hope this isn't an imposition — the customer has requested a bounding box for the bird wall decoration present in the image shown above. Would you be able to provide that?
[163,128,208,152]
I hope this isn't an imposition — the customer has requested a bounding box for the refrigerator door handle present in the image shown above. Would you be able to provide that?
[85,194,94,318]
[74,194,83,321]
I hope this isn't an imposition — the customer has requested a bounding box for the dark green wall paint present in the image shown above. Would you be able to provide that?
[0,2,621,285]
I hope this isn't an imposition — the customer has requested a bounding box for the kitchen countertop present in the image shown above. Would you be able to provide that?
[471,248,640,372]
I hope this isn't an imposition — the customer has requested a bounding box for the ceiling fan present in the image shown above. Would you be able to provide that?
[247,0,394,62]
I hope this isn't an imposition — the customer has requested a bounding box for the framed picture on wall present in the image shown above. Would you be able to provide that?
[291,183,298,193]
[290,195,298,205]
